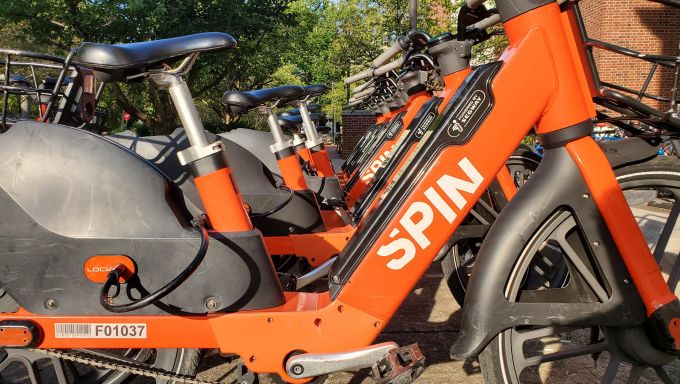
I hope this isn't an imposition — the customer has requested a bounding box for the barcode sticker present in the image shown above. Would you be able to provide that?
[55,323,147,338]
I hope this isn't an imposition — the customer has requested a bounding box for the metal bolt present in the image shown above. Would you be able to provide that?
[624,278,631,284]
[593,241,600,246]
[44,298,57,310]
[331,275,340,284]
[205,298,219,311]
[289,227,295,233]
[292,364,304,375]
[582,193,590,199]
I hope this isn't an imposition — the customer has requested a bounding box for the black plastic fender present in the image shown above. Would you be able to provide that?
[601,136,660,169]
[450,146,647,359]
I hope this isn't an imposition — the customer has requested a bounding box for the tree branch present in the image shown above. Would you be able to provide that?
[110,83,156,127]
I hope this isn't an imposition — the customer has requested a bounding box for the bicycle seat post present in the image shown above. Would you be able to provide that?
[258,105,309,190]
[151,73,210,150]
[298,101,323,149]
[150,63,252,232]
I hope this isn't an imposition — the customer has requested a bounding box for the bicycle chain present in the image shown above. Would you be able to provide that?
[28,348,220,384]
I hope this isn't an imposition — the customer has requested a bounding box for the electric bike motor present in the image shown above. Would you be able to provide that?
[0,121,285,315]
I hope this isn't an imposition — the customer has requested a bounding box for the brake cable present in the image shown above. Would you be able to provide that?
[250,184,294,219]
[100,215,209,313]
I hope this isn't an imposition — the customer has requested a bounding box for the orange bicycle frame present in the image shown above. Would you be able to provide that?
[4,3,677,382]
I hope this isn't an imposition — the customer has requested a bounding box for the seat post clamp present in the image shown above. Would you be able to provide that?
[177,141,225,166]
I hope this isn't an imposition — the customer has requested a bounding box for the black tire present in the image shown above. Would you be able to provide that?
[443,144,541,305]
[478,155,680,383]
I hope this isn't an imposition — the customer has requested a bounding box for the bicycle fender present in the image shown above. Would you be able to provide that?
[450,146,646,359]
[601,136,660,169]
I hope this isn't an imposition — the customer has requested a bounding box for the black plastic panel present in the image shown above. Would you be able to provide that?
[0,122,285,315]
[330,62,503,297]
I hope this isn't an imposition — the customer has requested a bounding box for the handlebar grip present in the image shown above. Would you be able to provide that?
[374,58,405,76]
[372,36,410,68]
[470,13,501,30]
[353,87,376,99]
[466,0,487,9]
[345,68,374,84]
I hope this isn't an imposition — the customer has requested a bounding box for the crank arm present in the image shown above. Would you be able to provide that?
[285,342,397,379]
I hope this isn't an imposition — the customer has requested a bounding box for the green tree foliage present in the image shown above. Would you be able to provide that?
[0,0,297,134]
[0,0,507,134]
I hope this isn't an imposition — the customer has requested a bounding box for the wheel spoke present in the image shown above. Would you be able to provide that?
[601,355,622,384]
[511,327,609,372]
[476,199,499,219]
[625,365,644,384]
[666,250,680,293]
[51,356,72,384]
[555,228,609,303]
[468,207,490,225]
[654,366,675,384]
[652,199,680,263]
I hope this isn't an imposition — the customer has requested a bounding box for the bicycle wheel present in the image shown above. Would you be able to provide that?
[478,155,680,383]
[442,145,541,305]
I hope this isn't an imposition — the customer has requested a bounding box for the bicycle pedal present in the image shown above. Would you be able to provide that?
[371,343,425,384]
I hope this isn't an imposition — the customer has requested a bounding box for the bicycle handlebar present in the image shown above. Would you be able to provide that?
[372,36,411,68]
[353,79,375,94]
[346,68,374,84]
[347,97,367,107]
[470,13,501,30]
[374,58,405,76]
[353,86,376,99]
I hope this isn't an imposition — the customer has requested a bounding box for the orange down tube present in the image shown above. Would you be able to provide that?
[345,92,431,206]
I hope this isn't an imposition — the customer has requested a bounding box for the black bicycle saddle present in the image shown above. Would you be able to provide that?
[277,113,322,129]
[280,104,322,117]
[222,86,306,115]
[303,84,329,97]
[73,32,236,81]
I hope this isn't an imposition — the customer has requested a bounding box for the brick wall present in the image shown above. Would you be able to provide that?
[341,111,376,158]
[580,0,680,110]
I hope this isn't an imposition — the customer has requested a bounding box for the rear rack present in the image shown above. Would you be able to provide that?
[573,4,680,134]
[0,49,104,131]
